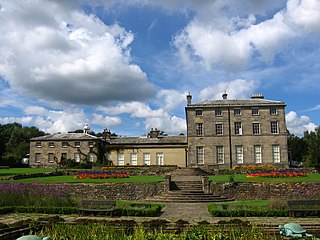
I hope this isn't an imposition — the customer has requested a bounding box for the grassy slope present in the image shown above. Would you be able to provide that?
[209,173,320,183]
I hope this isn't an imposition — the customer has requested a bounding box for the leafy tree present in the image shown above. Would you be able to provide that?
[0,123,45,163]
[287,132,307,163]
[303,127,320,170]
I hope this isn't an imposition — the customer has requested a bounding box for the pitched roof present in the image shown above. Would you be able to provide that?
[30,133,99,141]
[107,135,187,146]
[188,98,286,108]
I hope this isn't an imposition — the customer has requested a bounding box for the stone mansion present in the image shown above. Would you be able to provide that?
[29,93,288,168]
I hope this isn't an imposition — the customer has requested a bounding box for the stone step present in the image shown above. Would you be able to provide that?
[170,167,211,176]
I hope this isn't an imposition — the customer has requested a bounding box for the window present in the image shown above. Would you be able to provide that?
[117,153,124,166]
[36,142,41,148]
[143,153,151,165]
[271,121,279,134]
[74,153,80,162]
[196,123,203,136]
[272,145,280,163]
[254,145,262,163]
[88,153,94,162]
[35,153,41,163]
[235,145,243,164]
[88,141,94,147]
[215,123,223,135]
[156,153,164,165]
[195,109,203,116]
[61,153,67,160]
[252,123,260,135]
[234,122,242,135]
[130,153,137,165]
[215,108,222,116]
[48,153,54,163]
[62,141,68,148]
[270,107,277,115]
[48,142,54,148]
[216,146,224,164]
[196,147,204,165]
[252,108,259,115]
[75,142,81,147]
[234,108,241,116]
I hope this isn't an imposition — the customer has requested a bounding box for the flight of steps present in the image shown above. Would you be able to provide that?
[148,167,233,203]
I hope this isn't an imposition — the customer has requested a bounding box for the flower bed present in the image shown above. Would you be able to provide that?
[247,169,307,178]
[73,171,129,179]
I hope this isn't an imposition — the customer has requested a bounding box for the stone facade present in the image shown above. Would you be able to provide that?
[106,129,187,167]
[185,93,288,168]
[29,133,100,167]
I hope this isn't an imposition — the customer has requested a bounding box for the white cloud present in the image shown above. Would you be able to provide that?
[286,111,317,136]
[199,79,258,101]
[157,89,187,111]
[0,116,33,125]
[173,0,320,70]
[145,115,186,134]
[0,1,155,105]
[91,113,122,127]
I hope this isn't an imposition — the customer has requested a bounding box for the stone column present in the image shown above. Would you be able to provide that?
[164,174,171,192]
[202,176,210,194]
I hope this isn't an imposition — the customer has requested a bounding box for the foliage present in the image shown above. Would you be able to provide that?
[34,223,280,240]
[0,123,45,163]
[287,133,307,163]
[0,182,75,207]
[247,169,308,178]
[73,171,129,179]
[114,202,163,217]
[303,127,320,170]
[232,164,276,172]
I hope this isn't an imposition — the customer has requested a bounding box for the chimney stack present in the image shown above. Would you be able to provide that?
[149,128,160,138]
[186,93,192,105]
[103,128,111,139]
[222,91,228,100]
[251,93,264,99]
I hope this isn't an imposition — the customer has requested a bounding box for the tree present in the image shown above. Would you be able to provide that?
[0,123,45,164]
[287,132,307,163]
[303,127,320,169]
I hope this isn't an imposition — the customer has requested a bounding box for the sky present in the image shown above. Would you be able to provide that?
[0,0,319,137]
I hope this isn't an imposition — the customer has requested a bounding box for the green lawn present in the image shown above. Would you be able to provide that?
[209,173,320,182]
[1,175,164,183]
[0,167,56,177]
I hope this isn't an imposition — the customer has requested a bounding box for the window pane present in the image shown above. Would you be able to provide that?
[36,142,41,148]
[254,145,262,163]
[216,146,224,164]
[130,153,137,165]
[252,108,259,115]
[271,121,279,134]
[143,153,151,165]
[156,153,164,165]
[195,109,203,116]
[234,108,241,115]
[48,153,54,163]
[35,153,41,162]
[196,147,204,165]
[253,123,260,134]
[62,141,68,148]
[215,124,223,135]
[74,153,80,162]
[117,153,124,166]
[234,122,242,135]
[272,145,280,163]
[196,123,203,136]
[270,108,277,115]
[235,145,243,164]
[75,142,81,147]
[49,142,54,148]
[215,108,222,116]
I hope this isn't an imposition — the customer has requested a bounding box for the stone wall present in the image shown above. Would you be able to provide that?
[211,182,320,200]
[67,182,164,200]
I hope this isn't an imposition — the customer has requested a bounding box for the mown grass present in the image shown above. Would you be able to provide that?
[1,175,164,183]
[209,173,320,182]
[0,168,56,177]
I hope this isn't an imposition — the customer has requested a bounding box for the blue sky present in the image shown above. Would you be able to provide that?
[0,0,319,137]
